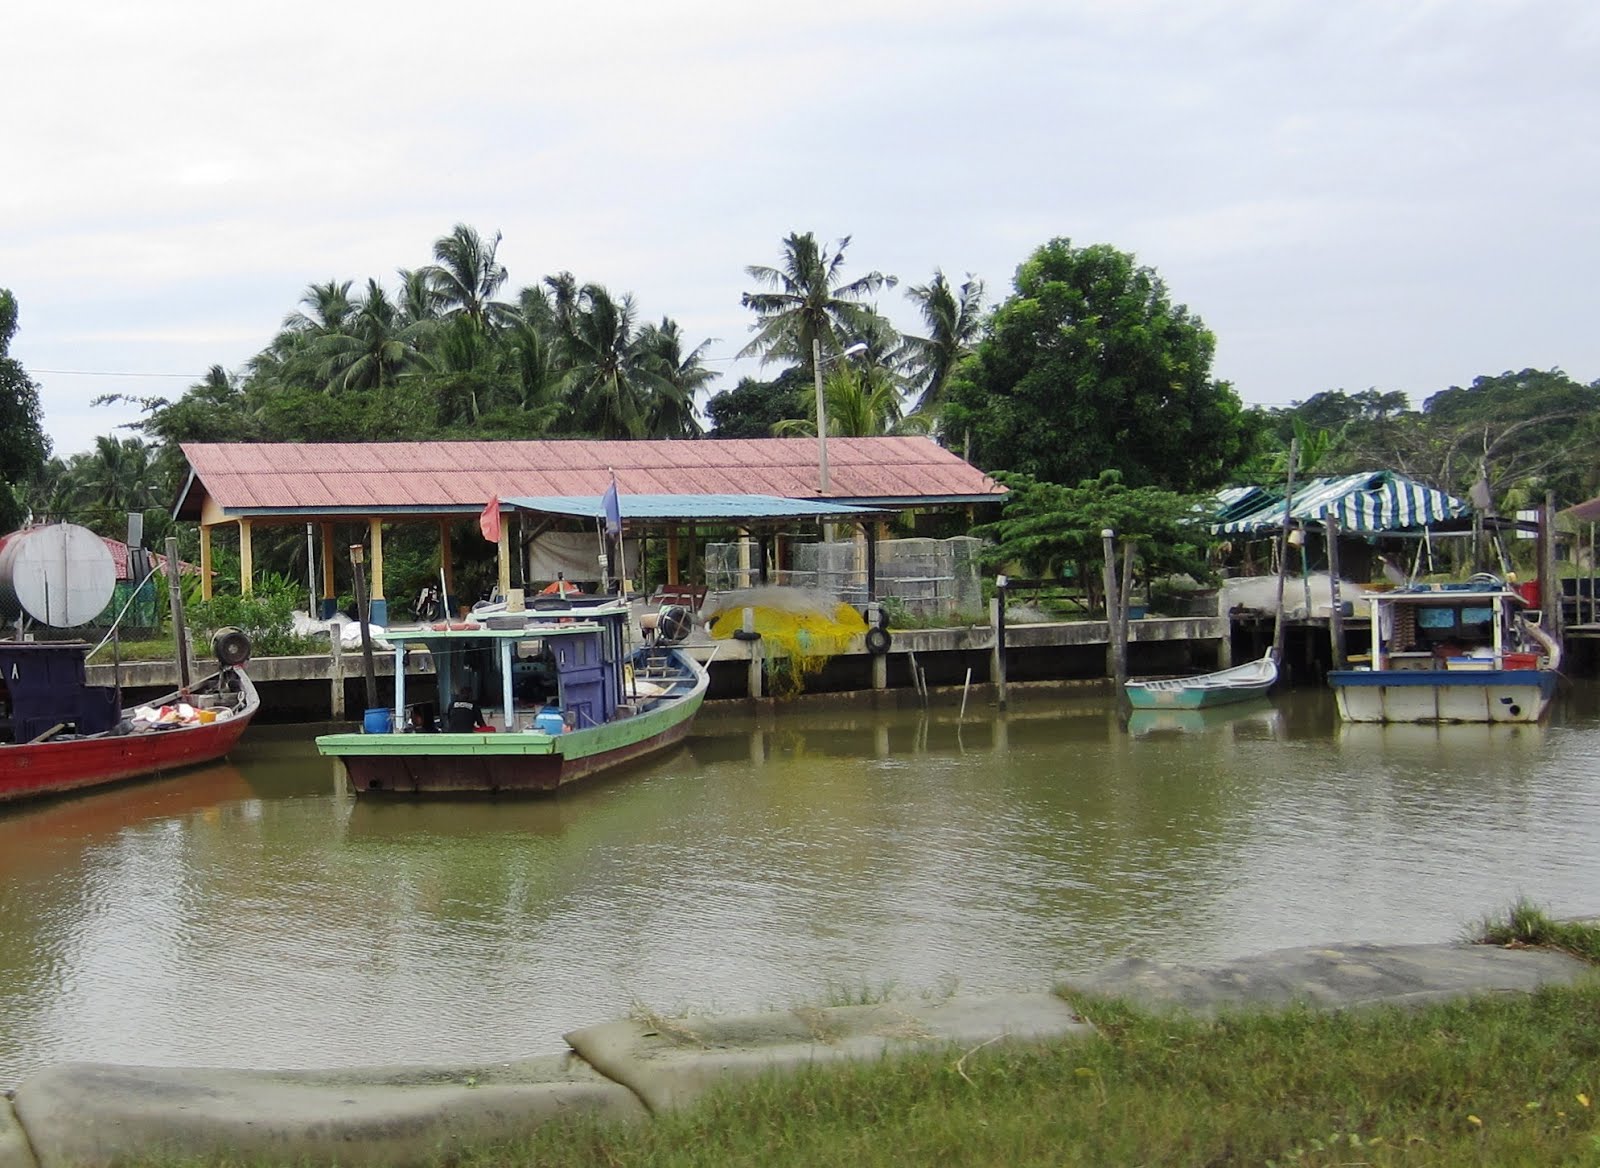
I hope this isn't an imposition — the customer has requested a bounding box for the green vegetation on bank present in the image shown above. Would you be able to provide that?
[430,911,1600,1167]
[432,986,1600,1168]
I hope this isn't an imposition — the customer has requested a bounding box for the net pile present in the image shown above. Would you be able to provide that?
[706,586,869,695]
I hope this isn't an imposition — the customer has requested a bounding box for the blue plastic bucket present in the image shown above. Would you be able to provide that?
[363,707,393,734]
[533,708,565,735]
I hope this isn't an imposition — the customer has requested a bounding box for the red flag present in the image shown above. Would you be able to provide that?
[478,496,502,543]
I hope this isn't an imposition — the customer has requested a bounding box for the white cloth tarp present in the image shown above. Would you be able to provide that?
[527,531,641,584]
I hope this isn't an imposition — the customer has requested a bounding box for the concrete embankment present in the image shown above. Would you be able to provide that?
[2,939,1593,1168]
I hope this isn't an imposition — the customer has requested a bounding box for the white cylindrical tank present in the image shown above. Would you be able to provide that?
[0,524,118,627]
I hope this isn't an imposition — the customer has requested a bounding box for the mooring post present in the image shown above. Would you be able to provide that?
[992,574,1009,709]
[1326,514,1347,670]
[743,607,763,700]
[329,629,345,720]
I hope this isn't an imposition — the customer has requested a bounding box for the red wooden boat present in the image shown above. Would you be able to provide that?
[0,640,259,805]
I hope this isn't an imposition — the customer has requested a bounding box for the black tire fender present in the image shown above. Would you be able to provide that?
[865,626,891,655]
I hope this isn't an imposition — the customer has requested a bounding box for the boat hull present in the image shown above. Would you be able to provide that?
[1123,682,1271,710]
[1328,668,1558,724]
[318,655,707,796]
[0,672,259,804]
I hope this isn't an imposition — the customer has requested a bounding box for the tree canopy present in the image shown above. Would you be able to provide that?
[941,239,1260,493]
[0,290,51,531]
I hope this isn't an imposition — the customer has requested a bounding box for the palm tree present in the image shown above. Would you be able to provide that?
[396,267,445,327]
[425,224,517,331]
[739,232,895,369]
[557,285,670,438]
[281,280,355,337]
[902,270,984,416]
[315,279,433,392]
[774,360,914,439]
[636,318,714,438]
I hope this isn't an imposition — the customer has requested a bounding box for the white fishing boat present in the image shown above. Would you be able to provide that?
[1326,579,1560,723]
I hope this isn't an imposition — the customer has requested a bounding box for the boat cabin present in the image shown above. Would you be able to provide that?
[0,642,120,744]
[385,596,635,735]
[1359,586,1545,672]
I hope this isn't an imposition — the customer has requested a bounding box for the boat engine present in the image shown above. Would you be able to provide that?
[654,605,694,645]
[212,627,252,666]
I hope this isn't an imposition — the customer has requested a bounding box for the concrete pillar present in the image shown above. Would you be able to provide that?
[439,519,456,616]
[199,524,214,600]
[319,523,337,619]
[367,517,387,626]
[871,651,888,690]
[238,518,254,594]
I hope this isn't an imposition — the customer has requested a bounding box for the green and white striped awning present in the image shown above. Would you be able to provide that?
[1212,472,1469,536]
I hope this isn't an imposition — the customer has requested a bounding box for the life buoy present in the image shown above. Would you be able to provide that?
[865,626,891,655]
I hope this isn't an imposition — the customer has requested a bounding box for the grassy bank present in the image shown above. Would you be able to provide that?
[439,907,1600,1168]
[458,985,1599,1167]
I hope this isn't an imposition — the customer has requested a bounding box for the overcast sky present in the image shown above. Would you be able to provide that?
[6,0,1597,457]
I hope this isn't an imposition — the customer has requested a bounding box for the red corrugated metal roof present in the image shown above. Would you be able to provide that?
[176,439,1005,518]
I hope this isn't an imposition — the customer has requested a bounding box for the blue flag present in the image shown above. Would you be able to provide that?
[602,477,621,538]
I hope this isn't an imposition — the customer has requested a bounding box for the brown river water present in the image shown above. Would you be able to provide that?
[3,684,1599,1088]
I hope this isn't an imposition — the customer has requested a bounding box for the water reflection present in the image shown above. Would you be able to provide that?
[2,687,1599,1088]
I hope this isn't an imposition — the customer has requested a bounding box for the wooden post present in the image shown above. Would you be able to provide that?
[1325,514,1347,670]
[496,521,511,601]
[164,537,192,692]
[368,516,386,610]
[864,521,878,602]
[992,574,1009,709]
[1101,528,1126,689]
[667,526,680,585]
[1270,438,1300,665]
[349,544,379,713]
[438,518,456,615]
[320,523,337,617]
[329,629,345,720]
[744,608,763,699]
[1543,491,1562,635]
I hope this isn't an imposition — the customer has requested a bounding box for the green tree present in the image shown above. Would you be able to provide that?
[0,290,52,530]
[425,224,517,332]
[635,318,713,438]
[738,232,895,370]
[902,270,984,418]
[942,239,1259,493]
[556,284,667,438]
[775,361,914,438]
[974,470,1212,611]
[315,279,432,392]
[705,368,809,438]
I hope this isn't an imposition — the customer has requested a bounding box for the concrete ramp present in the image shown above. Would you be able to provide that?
[565,992,1091,1114]
[1063,942,1595,1015]
[9,1054,645,1168]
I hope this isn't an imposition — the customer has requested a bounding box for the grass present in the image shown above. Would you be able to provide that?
[1475,898,1600,964]
[453,986,1600,1168]
[123,907,1600,1167]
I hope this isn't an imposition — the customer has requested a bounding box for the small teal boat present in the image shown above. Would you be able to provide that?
[1123,653,1278,710]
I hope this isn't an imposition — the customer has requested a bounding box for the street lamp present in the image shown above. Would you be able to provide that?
[811,338,869,494]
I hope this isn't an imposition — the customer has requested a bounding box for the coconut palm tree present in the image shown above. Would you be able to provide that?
[636,318,714,438]
[773,360,915,439]
[425,224,517,331]
[315,279,433,392]
[739,232,895,369]
[902,270,984,416]
[557,285,670,438]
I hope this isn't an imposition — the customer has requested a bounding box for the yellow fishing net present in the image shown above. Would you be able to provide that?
[707,587,869,696]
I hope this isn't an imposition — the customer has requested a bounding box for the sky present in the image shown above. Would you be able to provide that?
[6,0,1598,457]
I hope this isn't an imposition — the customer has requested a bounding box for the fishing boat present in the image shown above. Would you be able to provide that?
[0,639,260,805]
[1326,578,1560,723]
[316,596,708,795]
[1123,653,1278,710]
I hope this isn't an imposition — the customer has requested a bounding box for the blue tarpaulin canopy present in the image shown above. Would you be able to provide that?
[1212,471,1469,536]
[502,493,883,524]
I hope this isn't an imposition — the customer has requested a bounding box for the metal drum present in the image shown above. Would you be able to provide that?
[0,524,117,628]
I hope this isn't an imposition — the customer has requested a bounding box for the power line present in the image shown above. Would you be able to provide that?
[33,369,206,378]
